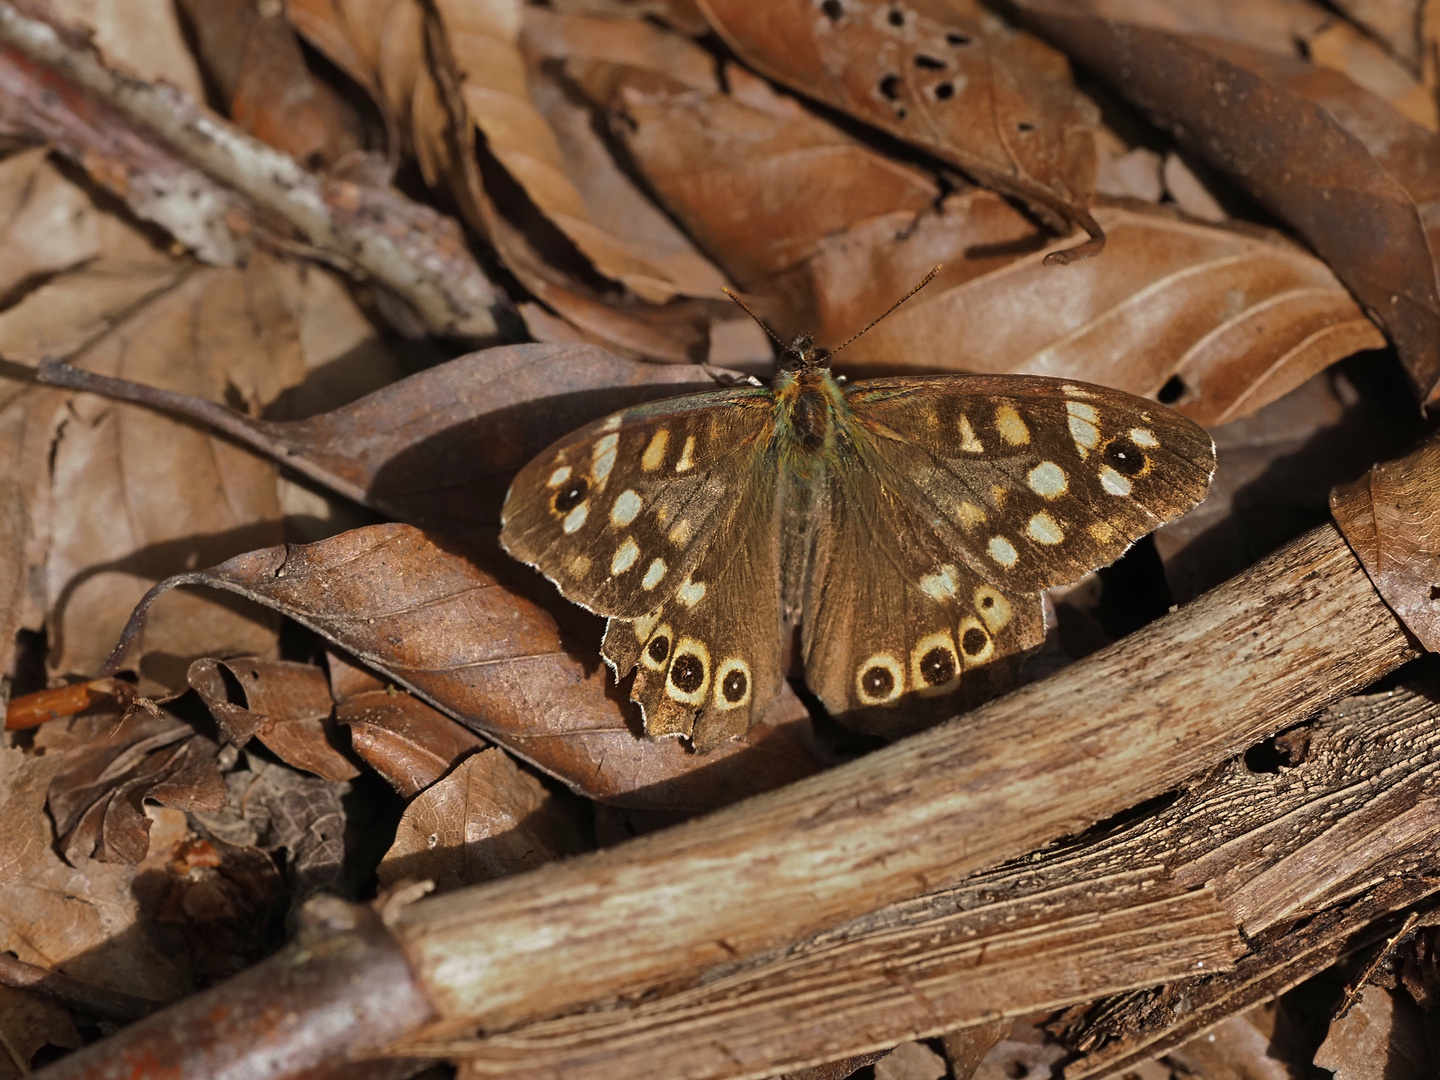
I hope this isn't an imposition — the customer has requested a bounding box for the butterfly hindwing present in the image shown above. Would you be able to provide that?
[600,451,785,750]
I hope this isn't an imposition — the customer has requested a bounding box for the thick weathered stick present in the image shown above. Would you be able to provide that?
[0,0,506,340]
[392,522,1418,1037]
[428,674,1440,1079]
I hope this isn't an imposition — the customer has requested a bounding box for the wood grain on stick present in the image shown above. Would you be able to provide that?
[394,523,1418,1034]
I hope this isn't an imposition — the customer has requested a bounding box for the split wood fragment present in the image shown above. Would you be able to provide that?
[424,672,1440,1080]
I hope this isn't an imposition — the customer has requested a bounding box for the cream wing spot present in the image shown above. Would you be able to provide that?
[562,502,589,534]
[610,537,640,574]
[910,632,960,695]
[1062,384,1095,398]
[1027,512,1064,545]
[1130,427,1159,447]
[920,564,958,601]
[610,489,642,527]
[668,519,692,545]
[957,414,983,453]
[987,535,1019,568]
[599,414,622,432]
[958,501,987,530]
[633,611,660,643]
[568,554,591,577]
[641,430,669,472]
[593,433,619,484]
[994,404,1030,445]
[1099,465,1133,496]
[1069,415,1099,455]
[677,576,706,607]
[1027,461,1067,498]
[714,658,752,709]
[1066,401,1098,422]
[546,465,572,487]
[676,435,696,472]
[855,653,904,705]
[974,585,1013,633]
[666,638,710,704]
[642,558,666,590]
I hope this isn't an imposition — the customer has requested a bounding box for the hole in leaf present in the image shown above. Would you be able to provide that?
[934,81,954,100]
[1431,585,1440,600]
[879,73,902,99]
[888,8,904,27]
[1158,375,1187,404]
[821,0,842,20]
[914,54,945,70]
[946,30,971,45]
[1016,121,1036,132]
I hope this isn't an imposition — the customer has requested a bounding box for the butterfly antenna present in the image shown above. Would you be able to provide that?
[829,264,942,356]
[721,287,788,349]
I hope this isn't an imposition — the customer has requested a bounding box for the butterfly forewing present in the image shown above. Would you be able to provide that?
[843,375,1216,593]
[500,385,774,620]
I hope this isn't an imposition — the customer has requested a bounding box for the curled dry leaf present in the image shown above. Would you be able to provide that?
[1314,985,1435,1079]
[330,650,487,798]
[378,746,584,891]
[45,711,227,865]
[188,657,360,782]
[1164,1008,1291,1080]
[44,258,303,688]
[1017,2,1440,404]
[590,59,939,295]
[39,343,719,537]
[0,146,101,298]
[0,742,188,1001]
[696,0,1103,257]
[809,196,1383,425]
[112,524,822,810]
[1330,432,1440,652]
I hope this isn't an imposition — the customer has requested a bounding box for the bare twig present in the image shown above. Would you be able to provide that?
[0,954,160,1023]
[0,1,508,340]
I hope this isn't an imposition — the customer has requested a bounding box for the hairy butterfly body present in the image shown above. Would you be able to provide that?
[500,330,1215,751]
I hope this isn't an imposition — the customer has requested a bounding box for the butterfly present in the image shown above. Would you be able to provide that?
[500,282,1215,751]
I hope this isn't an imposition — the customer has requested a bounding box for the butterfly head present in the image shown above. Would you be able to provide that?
[779,334,832,374]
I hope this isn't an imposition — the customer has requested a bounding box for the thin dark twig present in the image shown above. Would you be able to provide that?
[1333,910,1421,1020]
[0,953,162,1023]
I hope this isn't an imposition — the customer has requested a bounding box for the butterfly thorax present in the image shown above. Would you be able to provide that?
[774,334,848,467]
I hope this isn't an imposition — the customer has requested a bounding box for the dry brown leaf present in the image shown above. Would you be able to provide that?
[1155,369,1423,602]
[178,0,364,167]
[330,651,487,797]
[522,6,716,89]
[44,257,306,689]
[0,753,189,1002]
[697,0,1102,257]
[1330,432,1440,652]
[806,196,1383,425]
[48,0,206,97]
[0,984,81,1080]
[1306,18,1438,130]
[113,524,823,809]
[378,746,583,891]
[873,1041,948,1080]
[45,711,227,865]
[1164,1009,1291,1080]
[0,147,102,299]
[1314,985,1436,1079]
[188,657,359,781]
[1329,0,1426,72]
[941,1020,1010,1080]
[591,59,939,294]
[1018,2,1440,404]
[0,741,63,888]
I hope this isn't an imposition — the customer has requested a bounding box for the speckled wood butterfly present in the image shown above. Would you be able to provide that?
[501,284,1215,751]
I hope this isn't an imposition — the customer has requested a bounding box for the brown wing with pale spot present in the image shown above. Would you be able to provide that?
[842,374,1216,593]
[600,452,784,751]
[800,436,1045,730]
[500,385,773,620]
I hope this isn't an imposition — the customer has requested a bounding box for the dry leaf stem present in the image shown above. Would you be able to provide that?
[0,0,506,340]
